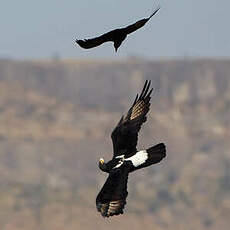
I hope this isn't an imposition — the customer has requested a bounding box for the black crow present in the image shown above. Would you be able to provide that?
[76,7,160,52]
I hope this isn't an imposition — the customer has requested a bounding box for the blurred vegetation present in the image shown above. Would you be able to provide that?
[0,58,229,230]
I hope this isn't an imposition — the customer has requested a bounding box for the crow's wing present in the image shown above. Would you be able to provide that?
[76,30,115,49]
[124,7,160,35]
[96,164,130,217]
[111,80,153,157]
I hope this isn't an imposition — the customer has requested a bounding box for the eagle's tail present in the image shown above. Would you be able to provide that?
[146,143,166,164]
[148,6,161,20]
[129,143,166,172]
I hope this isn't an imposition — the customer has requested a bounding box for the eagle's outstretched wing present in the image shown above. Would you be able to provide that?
[76,30,115,49]
[124,7,160,35]
[96,163,130,217]
[111,80,153,157]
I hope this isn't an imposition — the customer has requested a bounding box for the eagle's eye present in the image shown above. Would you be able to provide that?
[99,158,104,164]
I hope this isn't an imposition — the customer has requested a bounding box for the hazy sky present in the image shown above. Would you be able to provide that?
[0,0,229,59]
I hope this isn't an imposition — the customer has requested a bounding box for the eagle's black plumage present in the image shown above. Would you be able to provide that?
[96,162,131,217]
[96,80,166,217]
[76,7,160,52]
[111,80,152,157]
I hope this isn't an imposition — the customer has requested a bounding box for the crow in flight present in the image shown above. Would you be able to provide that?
[96,80,166,217]
[76,7,160,52]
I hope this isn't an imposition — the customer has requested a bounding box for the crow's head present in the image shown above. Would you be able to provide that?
[114,34,127,52]
[114,41,122,52]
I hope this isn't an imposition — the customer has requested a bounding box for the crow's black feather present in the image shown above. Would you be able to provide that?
[76,7,160,52]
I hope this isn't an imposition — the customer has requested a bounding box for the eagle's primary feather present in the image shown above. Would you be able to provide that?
[111,80,152,157]
[96,163,130,217]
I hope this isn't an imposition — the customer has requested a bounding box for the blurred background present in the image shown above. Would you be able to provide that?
[0,0,230,229]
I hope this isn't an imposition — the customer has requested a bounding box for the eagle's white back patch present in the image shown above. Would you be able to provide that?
[113,160,124,169]
[115,155,125,159]
[125,150,148,167]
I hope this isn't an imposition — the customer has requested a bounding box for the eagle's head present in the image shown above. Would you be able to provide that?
[99,158,108,172]
[99,158,104,165]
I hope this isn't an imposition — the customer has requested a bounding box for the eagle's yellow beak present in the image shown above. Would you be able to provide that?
[99,158,105,164]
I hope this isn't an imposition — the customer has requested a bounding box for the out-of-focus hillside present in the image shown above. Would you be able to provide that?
[0,58,229,230]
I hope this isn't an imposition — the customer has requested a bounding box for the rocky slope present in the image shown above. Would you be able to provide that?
[0,58,229,230]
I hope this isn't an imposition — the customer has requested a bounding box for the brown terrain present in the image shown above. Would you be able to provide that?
[0,58,229,230]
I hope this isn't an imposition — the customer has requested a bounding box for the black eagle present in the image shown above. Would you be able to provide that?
[96,80,166,217]
[76,7,160,52]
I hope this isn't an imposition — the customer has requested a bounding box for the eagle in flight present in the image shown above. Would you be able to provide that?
[96,80,166,217]
[76,7,160,52]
